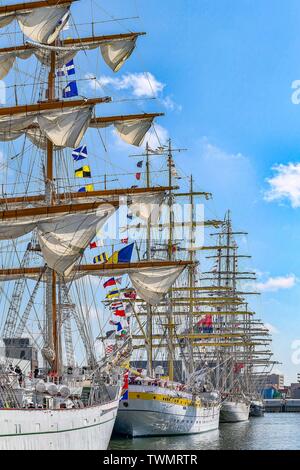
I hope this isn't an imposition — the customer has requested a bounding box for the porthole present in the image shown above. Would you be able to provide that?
[123,402,129,408]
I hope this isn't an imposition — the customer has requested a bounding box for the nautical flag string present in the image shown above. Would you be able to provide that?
[121,237,129,244]
[107,243,134,264]
[110,302,124,311]
[136,172,141,181]
[63,80,78,98]
[93,252,108,264]
[105,344,116,355]
[89,240,103,250]
[78,184,94,193]
[122,289,137,300]
[109,320,123,330]
[116,327,128,337]
[113,309,126,318]
[106,290,120,299]
[72,145,88,162]
[137,161,143,168]
[75,166,92,178]
[103,278,117,289]
[57,59,76,77]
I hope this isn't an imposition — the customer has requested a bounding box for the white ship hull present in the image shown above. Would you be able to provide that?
[114,386,220,437]
[0,399,119,450]
[220,400,250,423]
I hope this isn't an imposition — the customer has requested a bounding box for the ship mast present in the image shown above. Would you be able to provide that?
[46,49,58,375]
[145,143,153,376]
[187,175,196,376]
[167,139,175,381]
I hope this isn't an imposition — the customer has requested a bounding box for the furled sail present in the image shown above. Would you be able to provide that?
[0,220,37,240]
[127,192,166,222]
[0,5,70,44]
[0,263,188,305]
[129,265,186,305]
[0,35,139,79]
[0,206,116,276]
[85,264,187,305]
[91,117,153,147]
[0,105,93,148]
[38,106,93,148]
[100,37,137,72]
[37,206,115,276]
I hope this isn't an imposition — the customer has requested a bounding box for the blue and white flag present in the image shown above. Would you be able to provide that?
[72,145,87,162]
[63,81,78,98]
[57,59,75,77]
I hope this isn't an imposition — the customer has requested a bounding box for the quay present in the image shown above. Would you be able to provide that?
[264,399,300,412]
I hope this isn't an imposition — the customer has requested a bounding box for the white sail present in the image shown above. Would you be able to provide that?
[86,264,186,305]
[38,106,93,148]
[0,220,37,240]
[37,206,115,276]
[0,6,70,45]
[0,264,186,305]
[128,192,165,222]
[0,50,32,80]
[0,205,115,275]
[129,265,186,305]
[91,117,154,147]
[100,37,137,72]
[0,106,93,148]
[0,36,138,79]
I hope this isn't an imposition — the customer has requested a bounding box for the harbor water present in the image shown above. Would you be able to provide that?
[109,414,300,450]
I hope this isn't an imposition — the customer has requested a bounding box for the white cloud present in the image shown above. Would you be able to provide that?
[200,137,247,162]
[86,72,181,111]
[256,274,297,292]
[265,163,300,208]
[264,323,279,335]
[160,96,182,112]
[87,72,165,98]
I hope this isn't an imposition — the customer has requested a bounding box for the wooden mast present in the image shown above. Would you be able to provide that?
[47,50,58,374]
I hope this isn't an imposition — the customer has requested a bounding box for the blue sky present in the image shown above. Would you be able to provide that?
[1,0,300,383]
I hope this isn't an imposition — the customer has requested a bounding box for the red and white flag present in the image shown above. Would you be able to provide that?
[105,344,116,355]
[90,240,103,250]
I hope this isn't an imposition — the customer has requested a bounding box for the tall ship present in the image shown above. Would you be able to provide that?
[114,144,222,437]
[197,213,275,422]
[0,0,189,450]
